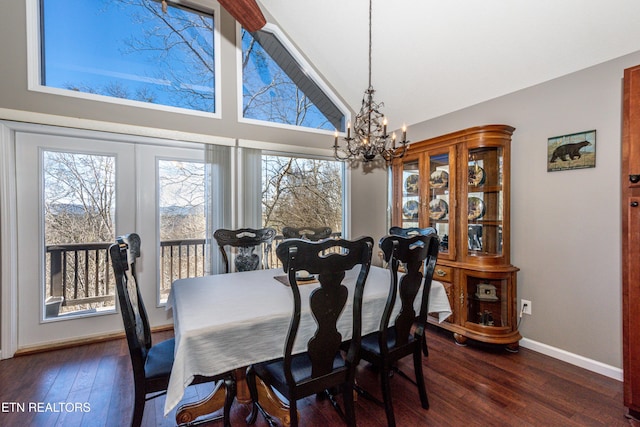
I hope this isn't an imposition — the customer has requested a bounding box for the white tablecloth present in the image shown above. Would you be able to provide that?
[164,265,451,415]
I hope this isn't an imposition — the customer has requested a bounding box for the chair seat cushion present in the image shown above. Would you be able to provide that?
[145,338,175,380]
[257,352,346,385]
[361,328,414,355]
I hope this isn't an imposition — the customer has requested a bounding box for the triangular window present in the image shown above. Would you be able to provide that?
[241,25,347,132]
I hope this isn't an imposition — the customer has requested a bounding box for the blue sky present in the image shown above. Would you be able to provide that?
[42,0,214,110]
[44,1,151,88]
[42,0,333,128]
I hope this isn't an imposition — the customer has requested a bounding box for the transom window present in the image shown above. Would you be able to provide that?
[38,0,217,114]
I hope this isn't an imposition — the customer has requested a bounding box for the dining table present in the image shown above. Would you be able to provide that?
[164,264,452,424]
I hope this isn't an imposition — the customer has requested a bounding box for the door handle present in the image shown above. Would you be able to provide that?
[631,175,640,183]
[632,201,639,207]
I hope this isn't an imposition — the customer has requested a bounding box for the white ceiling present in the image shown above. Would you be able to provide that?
[257,0,640,131]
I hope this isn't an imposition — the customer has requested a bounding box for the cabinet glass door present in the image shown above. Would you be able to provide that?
[427,152,451,257]
[466,146,503,258]
[465,274,509,330]
[400,160,420,228]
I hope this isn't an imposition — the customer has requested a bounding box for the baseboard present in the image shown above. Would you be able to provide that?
[12,324,174,357]
[520,337,623,381]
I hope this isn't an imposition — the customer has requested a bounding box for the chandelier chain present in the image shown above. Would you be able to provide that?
[332,0,409,165]
[368,0,372,89]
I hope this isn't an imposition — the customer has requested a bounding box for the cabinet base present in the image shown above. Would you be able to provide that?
[505,342,520,353]
[430,319,521,349]
[453,333,467,346]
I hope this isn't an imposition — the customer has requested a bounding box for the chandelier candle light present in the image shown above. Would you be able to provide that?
[333,0,408,165]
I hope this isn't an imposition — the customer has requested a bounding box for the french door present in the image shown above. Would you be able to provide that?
[13,126,209,350]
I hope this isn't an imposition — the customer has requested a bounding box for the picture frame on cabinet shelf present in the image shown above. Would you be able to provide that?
[547,129,596,172]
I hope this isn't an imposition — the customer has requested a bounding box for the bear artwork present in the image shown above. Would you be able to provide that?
[549,141,591,163]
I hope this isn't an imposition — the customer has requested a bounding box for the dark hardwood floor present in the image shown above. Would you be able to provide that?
[0,325,635,427]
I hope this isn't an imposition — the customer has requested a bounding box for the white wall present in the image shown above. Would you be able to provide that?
[351,50,640,369]
[349,163,390,265]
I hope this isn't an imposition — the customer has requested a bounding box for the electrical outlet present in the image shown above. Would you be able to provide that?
[520,299,532,316]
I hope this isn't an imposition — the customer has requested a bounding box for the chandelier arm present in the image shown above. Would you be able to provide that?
[346,140,361,156]
[334,149,353,162]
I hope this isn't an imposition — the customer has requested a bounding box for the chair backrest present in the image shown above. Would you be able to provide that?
[378,234,439,353]
[282,226,332,241]
[213,227,277,273]
[109,233,150,378]
[276,236,374,383]
[388,226,437,238]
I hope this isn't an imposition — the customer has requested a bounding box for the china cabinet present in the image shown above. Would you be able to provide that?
[391,124,521,349]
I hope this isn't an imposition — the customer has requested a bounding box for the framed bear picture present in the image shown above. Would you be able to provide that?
[547,130,596,172]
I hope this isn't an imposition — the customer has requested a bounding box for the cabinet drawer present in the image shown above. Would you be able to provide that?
[433,265,452,282]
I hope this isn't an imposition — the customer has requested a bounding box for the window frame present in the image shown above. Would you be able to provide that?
[236,22,351,135]
[26,0,222,119]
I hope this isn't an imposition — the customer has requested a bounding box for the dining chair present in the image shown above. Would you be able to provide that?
[110,233,236,427]
[282,226,332,241]
[388,226,436,237]
[246,236,374,427]
[213,227,277,273]
[356,233,439,427]
[388,226,437,357]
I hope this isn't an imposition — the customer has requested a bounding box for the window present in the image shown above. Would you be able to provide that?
[241,25,348,132]
[261,154,344,235]
[37,0,217,114]
[158,159,207,303]
[43,150,117,318]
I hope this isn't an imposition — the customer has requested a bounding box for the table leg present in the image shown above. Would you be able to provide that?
[175,367,295,427]
[175,379,226,425]
[234,368,252,404]
[254,377,294,427]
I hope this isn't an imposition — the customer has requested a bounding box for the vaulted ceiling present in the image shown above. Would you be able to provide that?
[254,0,640,131]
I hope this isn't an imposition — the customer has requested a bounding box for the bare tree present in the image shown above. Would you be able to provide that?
[158,160,206,240]
[43,152,116,311]
[262,156,342,233]
[66,1,325,124]
[116,0,215,111]
[44,152,115,244]
[46,0,347,242]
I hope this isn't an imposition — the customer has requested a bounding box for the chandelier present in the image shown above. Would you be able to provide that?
[333,0,408,165]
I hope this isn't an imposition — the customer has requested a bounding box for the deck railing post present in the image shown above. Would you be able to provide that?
[50,248,63,298]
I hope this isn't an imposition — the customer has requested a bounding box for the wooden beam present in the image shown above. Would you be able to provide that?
[218,0,266,32]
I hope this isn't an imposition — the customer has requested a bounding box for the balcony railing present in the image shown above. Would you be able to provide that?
[159,238,207,301]
[46,242,115,315]
[45,232,342,316]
